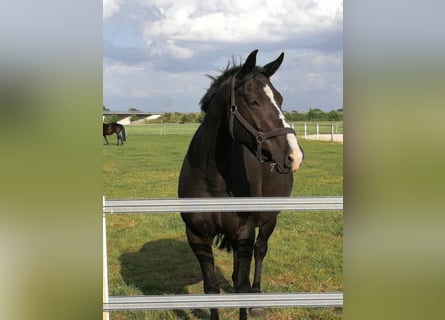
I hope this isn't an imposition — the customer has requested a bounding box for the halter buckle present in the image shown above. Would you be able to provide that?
[256,132,265,143]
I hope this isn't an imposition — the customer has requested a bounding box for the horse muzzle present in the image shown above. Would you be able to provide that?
[287,151,303,172]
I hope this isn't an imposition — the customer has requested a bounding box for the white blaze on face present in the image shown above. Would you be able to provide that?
[263,84,304,171]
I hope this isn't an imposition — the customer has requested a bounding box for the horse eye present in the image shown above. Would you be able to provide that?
[247,100,260,107]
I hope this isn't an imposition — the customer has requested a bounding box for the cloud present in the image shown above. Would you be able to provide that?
[142,0,342,47]
[104,0,341,58]
[103,0,343,111]
[103,0,121,19]
[103,57,211,111]
[150,40,194,59]
[103,40,148,65]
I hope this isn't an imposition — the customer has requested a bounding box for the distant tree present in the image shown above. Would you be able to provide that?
[104,113,118,123]
[180,114,191,124]
[103,105,110,111]
[284,108,343,122]
[327,110,341,121]
[128,107,141,112]
[307,108,324,121]
[288,110,305,121]
[171,112,181,123]
[162,113,172,123]
[197,112,205,123]
[283,111,292,121]
[158,112,206,123]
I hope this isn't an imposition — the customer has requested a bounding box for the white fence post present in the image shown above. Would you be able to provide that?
[103,196,110,320]
[316,123,319,140]
[331,122,334,142]
[304,123,307,140]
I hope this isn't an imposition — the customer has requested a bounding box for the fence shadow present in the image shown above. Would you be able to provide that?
[119,238,232,319]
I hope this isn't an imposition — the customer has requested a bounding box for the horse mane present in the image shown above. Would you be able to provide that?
[200,59,241,113]
[200,58,269,113]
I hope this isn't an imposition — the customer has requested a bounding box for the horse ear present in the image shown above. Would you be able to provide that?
[263,52,284,77]
[237,49,258,79]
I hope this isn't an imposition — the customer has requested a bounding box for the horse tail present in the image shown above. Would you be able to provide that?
[214,233,232,252]
[121,124,126,141]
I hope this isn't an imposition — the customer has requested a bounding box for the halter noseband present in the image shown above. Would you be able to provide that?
[228,74,295,162]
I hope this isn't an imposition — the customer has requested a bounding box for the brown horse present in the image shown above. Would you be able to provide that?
[103,122,126,145]
[178,50,304,320]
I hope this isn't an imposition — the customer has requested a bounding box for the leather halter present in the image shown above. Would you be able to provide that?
[228,74,295,162]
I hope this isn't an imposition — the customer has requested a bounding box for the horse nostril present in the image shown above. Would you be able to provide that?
[288,154,295,164]
[287,152,302,172]
[287,154,296,169]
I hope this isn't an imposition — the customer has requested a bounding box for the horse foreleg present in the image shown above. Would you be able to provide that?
[249,220,277,318]
[232,238,254,320]
[249,237,267,319]
[252,236,267,293]
[193,243,220,320]
[252,220,276,292]
[232,238,254,291]
[186,229,220,320]
[229,247,248,320]
[103,135,109,145]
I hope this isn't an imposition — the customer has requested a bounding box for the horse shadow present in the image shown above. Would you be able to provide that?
[119,238,232,319]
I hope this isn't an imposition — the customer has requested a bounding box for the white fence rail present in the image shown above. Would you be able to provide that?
[104,292,343,311]
[294,122,343,142]
[103,196,343,315]
[103,196,343,214]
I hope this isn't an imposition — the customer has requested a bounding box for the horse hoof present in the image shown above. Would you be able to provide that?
[249,308,265,318]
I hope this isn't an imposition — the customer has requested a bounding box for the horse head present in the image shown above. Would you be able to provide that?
[227,50,303,173]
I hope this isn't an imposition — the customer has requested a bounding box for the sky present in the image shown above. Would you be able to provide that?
[103,0,343,113]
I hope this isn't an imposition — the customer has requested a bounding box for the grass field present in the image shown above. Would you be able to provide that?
[103,125,343,320]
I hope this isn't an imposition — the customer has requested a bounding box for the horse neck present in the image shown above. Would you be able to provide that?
[194,94,232,166]
[202,108,231,153]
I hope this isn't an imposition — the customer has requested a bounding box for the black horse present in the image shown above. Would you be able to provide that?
[103,122,126,145]
[178,50,304,320]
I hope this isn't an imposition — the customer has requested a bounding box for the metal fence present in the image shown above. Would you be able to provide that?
[297,122,343,142]
[102,196,343,316]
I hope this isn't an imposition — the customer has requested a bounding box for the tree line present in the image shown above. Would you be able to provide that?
[103,106,343,124]
[284,108,343,122]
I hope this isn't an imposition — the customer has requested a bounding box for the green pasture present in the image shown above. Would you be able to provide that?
[103,124,343,320]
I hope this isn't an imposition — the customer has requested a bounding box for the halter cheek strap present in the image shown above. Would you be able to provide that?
[228,75,295,162]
